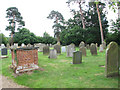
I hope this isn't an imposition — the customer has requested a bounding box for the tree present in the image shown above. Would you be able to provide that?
[14,28,37,45]
[47,10,64,44]
[6,7,25,45]
[66,0,86,29]
[0,33,8,45]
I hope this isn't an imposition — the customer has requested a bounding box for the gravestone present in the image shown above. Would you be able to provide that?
[14,43,18,48]
[57,41,60,45]
[7,43,10,49]
[86,44,90,49]
[79,41,85,48]
[1,48,7,55]
[34,43,46,52]
[79,47,87,56]
[90,43,97,55]
[66,44,75,57]
[49,49,57,59]
[27,44,32,47]
[1,44,5,48]
[105,42,119,77]
[99,44,104,52]
[61,46,66,53]
[103,41,106,49]
[73,51,82,64]
[70,43,75,48]
[54,45,61,54]
[43,46,50,55]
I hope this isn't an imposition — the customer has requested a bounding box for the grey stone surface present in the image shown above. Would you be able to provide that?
[66,44,75,57]
[61,46,66,53]
[49,49,57,59]
[103,41,106,49]
[99,44,104,52]
[90,43,97,55]
[105,42,119,77]
[1,48,7,55]
[27,44,33,47]
[34,43,46,52]
[79,47,87,56]
[43,46,50,55]
[79,41,85,48]
[73,51,82,64]
[54,45,61,54]
[0,44,5,49]
[14,43,18,48]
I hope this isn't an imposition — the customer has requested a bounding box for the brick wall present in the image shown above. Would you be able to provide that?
[12,49,38,67]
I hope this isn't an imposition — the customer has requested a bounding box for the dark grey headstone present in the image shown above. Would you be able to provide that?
[73,51,82,64]
[90,43,97,55]
[43,46,50,55]
[1,48,7,55]
[105,42,119,77]
[54,45,61,54]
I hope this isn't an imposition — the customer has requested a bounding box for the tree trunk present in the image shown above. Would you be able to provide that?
[79,2,85,29]
[11,14,15,45]
[96,3,104,44]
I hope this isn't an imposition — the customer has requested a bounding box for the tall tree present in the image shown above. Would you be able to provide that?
[6,7,25,45]
[47,10,64,44]
[66,0,86,29]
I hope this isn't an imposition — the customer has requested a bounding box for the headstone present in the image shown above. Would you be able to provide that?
[7,43,10,49]
[27,44,32,47]
[1,44,5,48]
[86,44,90,49]
[66,44,75,57]
[57,41,60,45]
[90,43,97,55]
[79,47,87,56]
[70,43,75,48]
[79,41,85,48]
[43,46,50,55]
[61,46,66,53]
[49,49,57,59]
[1,48,7,55]
[73,51,82,64]
[34,43,46,52]
[103,41,106,49]
[14,43,18,48]
[105,42,119,77]
[21,43,25,47]
[54,45,61,54]
[99,44,104,52]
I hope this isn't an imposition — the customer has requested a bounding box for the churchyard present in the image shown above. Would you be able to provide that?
[0,42,119,88]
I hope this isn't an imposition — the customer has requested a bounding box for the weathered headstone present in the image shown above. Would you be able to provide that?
[99,44,104,52]
[105,42,119,77]
[73,51,82,64]
[79,41,85,48]
[1,48,7,55]
[43,46,50,55]
[34,43,46,52]
[70,43,75,48]
[7,43,10,49]
[61,46,66,53]
[79,47,87,56]
[66,45,75,57]
[54,45,61,54]
[90,43,97,55]
[103,41,106,49]
[86,44,90,49]
[14,43,18,48]
[49,49,57,59]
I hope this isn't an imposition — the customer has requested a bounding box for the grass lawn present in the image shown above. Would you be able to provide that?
[0,48,118,88]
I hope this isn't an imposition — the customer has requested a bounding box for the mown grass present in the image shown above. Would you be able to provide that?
[0,48,118,88]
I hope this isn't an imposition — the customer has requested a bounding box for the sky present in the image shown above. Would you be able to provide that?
[0,0,118,37]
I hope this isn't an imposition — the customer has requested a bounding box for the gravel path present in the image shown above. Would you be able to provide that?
[0,74,27,89]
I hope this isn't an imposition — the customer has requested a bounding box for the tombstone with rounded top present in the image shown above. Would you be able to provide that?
[79,41,85,48]
[105,42,119,77]
[90,43,97,55]
[79,47,87,56]
[99,44,104,52]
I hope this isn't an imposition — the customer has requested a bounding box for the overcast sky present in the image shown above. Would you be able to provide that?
[0,0,118,37]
